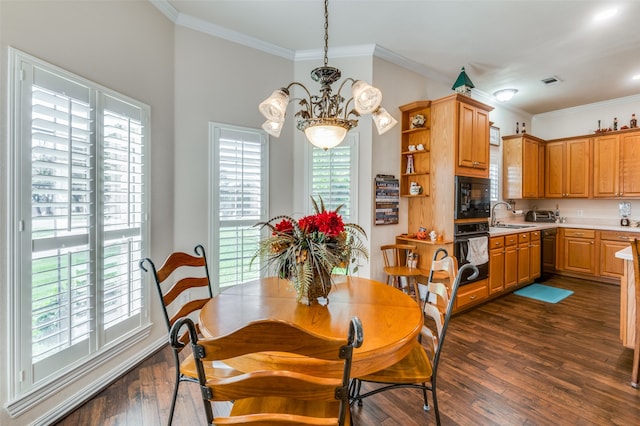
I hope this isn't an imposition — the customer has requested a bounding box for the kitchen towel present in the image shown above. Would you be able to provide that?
[467,236,488,265]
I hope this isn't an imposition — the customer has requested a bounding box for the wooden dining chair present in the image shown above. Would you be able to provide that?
[140,245,240,426]
[381,243,422,304]
[170,316,364,426]
[630,238,640,388]
[350,260,478,426]
[418,248,458,310]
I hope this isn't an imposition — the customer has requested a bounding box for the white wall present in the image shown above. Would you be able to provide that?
[533,94,640,140]
[0,1,174,424]
[173,26,294,256]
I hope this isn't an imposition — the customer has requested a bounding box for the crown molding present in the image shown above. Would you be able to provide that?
[149,0,179,22]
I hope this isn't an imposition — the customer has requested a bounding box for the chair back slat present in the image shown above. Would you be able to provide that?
[163,276,210,305]
[156,251,207,282]
[168,298,210,327]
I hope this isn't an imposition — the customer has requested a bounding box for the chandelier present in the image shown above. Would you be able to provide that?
[259,0,397,150]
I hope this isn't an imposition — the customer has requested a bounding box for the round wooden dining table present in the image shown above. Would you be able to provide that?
[199,275,424,377]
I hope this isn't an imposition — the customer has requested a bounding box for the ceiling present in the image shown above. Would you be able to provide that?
[160,0,640,115]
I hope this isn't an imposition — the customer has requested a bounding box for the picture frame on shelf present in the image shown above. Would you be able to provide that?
[490,125,500,146]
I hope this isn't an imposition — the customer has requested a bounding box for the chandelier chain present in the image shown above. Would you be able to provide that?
[323,0,329,67]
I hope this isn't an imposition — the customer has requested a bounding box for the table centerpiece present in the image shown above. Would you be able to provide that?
[253,197,368,305]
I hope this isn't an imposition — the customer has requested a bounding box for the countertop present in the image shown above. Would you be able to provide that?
[489,221,640,236]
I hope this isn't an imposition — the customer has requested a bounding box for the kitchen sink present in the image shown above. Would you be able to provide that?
[492,224,536,229]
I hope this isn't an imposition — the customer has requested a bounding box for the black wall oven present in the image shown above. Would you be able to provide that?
[455,176,491,219]
[454,221,490,285]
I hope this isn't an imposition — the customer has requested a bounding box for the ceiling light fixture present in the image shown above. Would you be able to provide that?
[259,0,397,150]
[494,89,518,102]
[593,7,618,21]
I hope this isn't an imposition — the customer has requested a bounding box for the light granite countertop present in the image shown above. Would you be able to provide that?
[489,221,640,236]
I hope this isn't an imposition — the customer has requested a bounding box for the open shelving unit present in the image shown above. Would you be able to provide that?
[399,101,431,197]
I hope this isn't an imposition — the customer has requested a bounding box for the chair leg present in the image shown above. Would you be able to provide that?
[432,385,441,426]
[168,369,180,426]
[421,382,430,411]
[632,345,640,388]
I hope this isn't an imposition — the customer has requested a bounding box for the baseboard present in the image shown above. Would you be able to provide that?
[30,337,167,426]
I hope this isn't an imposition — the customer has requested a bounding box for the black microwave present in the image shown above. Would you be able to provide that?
[454,176,491,219]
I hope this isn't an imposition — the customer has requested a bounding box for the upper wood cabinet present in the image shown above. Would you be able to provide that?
[545,137,591,198]
[430,94,493,180]
[502,134,545,199]
[456,98,492,178]
[593,129,640,198]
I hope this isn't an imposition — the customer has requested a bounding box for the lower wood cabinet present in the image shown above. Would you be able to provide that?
[517,232,531,284]
[489,236,505,295]
[455,279,489,310]
[530,230,541,280]
[561,228,596,275]
[598,231,636,279]
[504,234,518,288]
[486,230,541,308]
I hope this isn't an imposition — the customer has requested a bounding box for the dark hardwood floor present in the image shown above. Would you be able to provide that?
[55,276,640,425]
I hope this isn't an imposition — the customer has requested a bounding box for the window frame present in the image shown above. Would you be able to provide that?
[208,122,269,290]
[6,48,151,407]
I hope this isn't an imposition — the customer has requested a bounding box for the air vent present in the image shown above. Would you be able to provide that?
[541,76,562,85]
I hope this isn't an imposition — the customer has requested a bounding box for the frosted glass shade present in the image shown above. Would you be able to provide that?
[352,80,382,114]
[304,125,347,150]
[494,89,518,102]
[258,89,289,122]
[262,120,284,137]
[372,108,398,135]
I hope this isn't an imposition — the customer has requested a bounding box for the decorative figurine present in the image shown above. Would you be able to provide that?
[631,114,637,128]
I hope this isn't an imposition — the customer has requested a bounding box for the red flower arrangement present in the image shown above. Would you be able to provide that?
[254,197,368,304]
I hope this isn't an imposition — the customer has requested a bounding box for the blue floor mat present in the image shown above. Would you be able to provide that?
[514,283,573,303]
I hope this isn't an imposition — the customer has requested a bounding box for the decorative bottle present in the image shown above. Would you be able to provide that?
[515,122,519,134]
[521,122,526,134]
[631,114,637,128]
[614,117,618,131]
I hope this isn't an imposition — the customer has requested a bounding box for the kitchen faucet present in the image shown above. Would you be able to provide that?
[490,201,512,227]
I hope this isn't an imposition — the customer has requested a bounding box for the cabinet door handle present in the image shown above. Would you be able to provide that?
[470,295,477,300]
[590,241,594,244]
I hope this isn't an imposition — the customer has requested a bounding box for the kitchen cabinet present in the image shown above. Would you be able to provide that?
[431,94,493,180]
[457,99,491,178]
[489,236,505,294]
[399,101,431,197]
[502,134,545,199]
[561,228,596,275]
[517,232,531,285]
[594,129,640,198]
[598,230,635,279]
[455,279,489,310]
[490,231,538,294]
[545,137,591,198]
[530,230,541,280]
[504,233,518,289]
